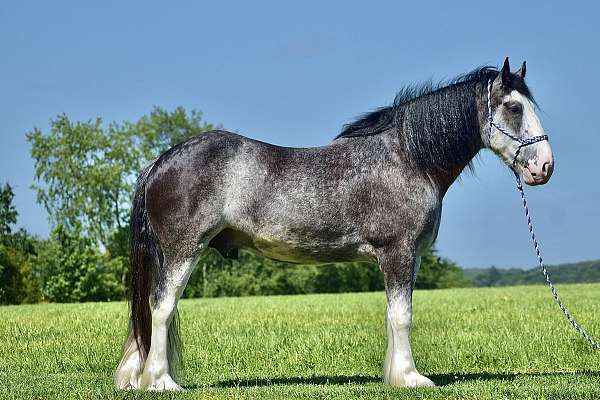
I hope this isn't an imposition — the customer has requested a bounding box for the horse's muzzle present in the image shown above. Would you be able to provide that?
[522,143,554,186]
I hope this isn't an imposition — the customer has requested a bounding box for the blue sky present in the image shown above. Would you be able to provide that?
[1,1,598,268]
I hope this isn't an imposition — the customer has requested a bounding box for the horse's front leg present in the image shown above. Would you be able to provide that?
[381,251,435,388]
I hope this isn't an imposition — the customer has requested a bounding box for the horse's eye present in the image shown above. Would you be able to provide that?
[505,101,523,114]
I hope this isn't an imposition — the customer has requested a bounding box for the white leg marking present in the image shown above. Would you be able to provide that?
[139,259,196,391]
[114,332,143,390]
[384,291,435,388]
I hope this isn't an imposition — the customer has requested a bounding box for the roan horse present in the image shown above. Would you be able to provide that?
[114,58,554,390]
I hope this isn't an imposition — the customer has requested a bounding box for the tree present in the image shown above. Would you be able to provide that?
[0,182,41,304]
[415,247,471,289]
[27,107,215,247]
[0,183,18,237]
[471,266,503,287]
[27,115,136,246]
[131,107,216,159]
[32,224,125,302]
[0,238,40,304]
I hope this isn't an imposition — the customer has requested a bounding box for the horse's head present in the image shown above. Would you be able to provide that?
[486,58,554,186]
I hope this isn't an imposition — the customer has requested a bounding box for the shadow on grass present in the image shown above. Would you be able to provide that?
[209,370,600,389]
[211,375,381,388]
[428,370,600,386]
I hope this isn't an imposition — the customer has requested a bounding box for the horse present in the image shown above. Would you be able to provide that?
[114,57,554,390]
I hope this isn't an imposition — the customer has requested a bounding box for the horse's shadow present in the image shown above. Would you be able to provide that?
[206,370,600,389]
[211,375,380,388]
[430,370,600,386]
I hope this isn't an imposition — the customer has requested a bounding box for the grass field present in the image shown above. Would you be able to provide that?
[2,284,600,399]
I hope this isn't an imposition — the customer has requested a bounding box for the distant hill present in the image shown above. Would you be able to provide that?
[463,260,600,287]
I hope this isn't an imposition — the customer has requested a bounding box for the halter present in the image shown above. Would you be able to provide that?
[486,79,549,168]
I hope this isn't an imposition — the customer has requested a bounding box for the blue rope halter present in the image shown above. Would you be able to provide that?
[488,78,599,349]
[486,79,549,168]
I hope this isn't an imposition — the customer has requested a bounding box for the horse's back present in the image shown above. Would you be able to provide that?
[143,130,305,232]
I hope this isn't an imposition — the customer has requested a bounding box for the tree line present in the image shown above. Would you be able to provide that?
[464,261,600,287]
[0,107,470,305]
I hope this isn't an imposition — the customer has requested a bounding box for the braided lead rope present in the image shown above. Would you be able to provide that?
[487,79,494,143]
[514,172,600,349]
[487,77,598,348]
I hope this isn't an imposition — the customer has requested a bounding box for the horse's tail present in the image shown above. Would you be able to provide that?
[115,159,186,388]
[128,160,159,362]
[114,161,159,388]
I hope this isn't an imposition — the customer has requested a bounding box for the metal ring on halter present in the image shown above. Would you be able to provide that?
[486,79,549,167]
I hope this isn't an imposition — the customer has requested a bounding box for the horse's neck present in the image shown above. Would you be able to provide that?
[336,123,482,195]
[383,125,482,195]
[429,132,482,195]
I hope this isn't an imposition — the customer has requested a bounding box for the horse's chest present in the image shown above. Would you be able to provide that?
[416,205,442,253]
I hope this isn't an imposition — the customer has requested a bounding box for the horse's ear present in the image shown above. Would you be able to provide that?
[516,61,526,80]
[501,57,511,86]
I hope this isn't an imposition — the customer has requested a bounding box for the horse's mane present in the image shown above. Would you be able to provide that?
[335,66,534,173]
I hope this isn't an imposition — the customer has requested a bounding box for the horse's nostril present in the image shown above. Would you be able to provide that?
[542,161,553,177]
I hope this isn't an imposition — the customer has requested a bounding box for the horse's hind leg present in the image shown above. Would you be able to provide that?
[114,326,144,389]
[138,248,203,391]
[381,252,435,388]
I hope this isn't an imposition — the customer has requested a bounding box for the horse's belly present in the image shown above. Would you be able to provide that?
[251,232,367,264]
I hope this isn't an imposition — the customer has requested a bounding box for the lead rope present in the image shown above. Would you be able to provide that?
[514,172,600,349]
[487,78,599,349]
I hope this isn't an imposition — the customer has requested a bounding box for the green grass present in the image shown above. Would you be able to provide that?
[2,284,600,399]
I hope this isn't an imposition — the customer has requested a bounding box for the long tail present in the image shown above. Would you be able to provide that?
[115,160,183,388]
[129,161,160,362]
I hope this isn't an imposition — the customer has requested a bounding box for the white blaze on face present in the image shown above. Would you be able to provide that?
[510,90,554,184]
[491,90,554,185]
[511,90,545,140]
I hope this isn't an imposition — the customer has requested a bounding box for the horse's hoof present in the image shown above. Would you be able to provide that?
[114,366,142,390]
[144,374,184,391]
[386,371,436,388]
[117,382,139,391]
[405,372,435,388]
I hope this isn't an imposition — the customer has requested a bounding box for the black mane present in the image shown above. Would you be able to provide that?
[335,66,534,174]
